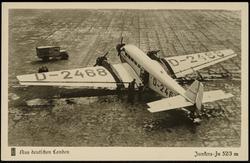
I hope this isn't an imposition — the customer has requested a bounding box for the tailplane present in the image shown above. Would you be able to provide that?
[184,80,204,110]
[147,80,233,113]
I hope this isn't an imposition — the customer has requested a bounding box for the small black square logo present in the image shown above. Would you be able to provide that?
[11,148,16,156]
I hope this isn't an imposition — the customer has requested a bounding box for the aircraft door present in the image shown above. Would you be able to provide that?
[140,68,149,86]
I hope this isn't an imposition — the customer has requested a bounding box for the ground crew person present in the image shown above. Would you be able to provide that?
[116,83,124,99]
[127,79,136,104]
[127,82,132,103]
[138,83,144,101]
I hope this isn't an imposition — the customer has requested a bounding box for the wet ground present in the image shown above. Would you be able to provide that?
[8,9,241,147]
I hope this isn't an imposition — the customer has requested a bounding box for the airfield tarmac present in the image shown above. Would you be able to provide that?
[8,9,241,147]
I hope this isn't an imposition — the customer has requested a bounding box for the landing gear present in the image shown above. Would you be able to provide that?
[187,111,202,125]
[182,107,202,125]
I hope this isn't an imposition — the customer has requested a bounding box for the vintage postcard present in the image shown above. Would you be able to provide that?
[1,2,248,161]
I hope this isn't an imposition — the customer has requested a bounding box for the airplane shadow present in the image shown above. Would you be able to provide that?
[144,110,198,134]
[12,86,198,134]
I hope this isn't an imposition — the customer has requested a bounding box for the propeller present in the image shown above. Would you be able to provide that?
[96,50,109,57]
[120,37,123,44]
[103,51,109,57]
[116,37,125,56]
[94,51,109,66]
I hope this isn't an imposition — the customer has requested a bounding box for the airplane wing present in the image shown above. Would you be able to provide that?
[147,90,233,113]
[163,49,237,78]
[16,63,142,90]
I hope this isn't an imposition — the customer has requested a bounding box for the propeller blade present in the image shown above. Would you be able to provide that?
[104,51,109,57]
[120,37,123,44]
[96,50,102,54]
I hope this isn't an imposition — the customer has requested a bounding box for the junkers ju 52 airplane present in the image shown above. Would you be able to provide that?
[17,38,237,123]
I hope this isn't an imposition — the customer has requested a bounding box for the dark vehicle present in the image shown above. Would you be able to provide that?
[36,46,69,61]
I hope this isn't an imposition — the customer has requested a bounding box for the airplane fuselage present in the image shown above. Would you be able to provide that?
[120,44,187,99]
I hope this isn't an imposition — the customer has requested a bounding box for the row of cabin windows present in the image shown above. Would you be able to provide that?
[124,52,141,68]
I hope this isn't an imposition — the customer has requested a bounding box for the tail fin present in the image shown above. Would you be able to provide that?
[184,80,204,110]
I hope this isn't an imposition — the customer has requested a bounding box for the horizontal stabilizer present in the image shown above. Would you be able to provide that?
[147,95,193,113]
[202,90,233,103]
[147,90,233,113]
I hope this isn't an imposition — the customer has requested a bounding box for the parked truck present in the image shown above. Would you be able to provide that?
[36,46,69,61]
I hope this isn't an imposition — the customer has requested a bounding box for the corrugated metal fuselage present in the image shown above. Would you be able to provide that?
[119,44,187,98]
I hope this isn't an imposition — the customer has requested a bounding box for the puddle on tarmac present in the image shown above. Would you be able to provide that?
[25,96,102,107]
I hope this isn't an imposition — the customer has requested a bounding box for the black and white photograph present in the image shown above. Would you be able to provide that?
[2,2,248,161]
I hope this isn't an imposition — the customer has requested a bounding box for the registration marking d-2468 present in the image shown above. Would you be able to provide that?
[35,68,108,81]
